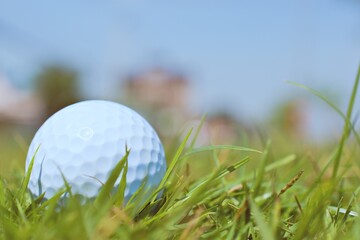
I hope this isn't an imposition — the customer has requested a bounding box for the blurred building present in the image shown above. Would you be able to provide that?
[0,74,43,125]
[122,67,191,137]
[123,68,189,111]
[206,113,240,145]
[122,67,248,145]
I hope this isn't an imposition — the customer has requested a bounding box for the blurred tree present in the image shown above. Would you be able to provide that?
[35,65,82,119]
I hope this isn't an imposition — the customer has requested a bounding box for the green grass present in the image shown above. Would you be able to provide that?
[0,65,359,239]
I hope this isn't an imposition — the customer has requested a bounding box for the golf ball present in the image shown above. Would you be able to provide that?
[25,100,166,201]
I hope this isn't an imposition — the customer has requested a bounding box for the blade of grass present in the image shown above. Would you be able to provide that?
[151,128,193,203]
[328,206,359,218]
[287,65,360,179]
[171,156,250,209]
[265,154,296,172]
[332,64,360,178]
[14,199,27,225]
[241,154,296,182]
[253,140,271,197]
[287,81,345,119]
[287,81,360,146]
[114,155,128,206]
[189,114,207,151]
[24,192,45,216]
[0,180,4,206]
[94,148,130,207]
[18,146,40,201]
[249,197,276,240]
[59,167,73,198]
[212,148,227,186]
[182,145,261,158]
[38,190,66,222]
[146,156,250,225]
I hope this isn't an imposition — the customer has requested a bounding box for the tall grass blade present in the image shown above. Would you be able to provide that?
[189,114,207,151]
[114,154,128,206]
[265,154,296,172]
[249,197,275,240]
[332,64,360,178]
[18,146,39,201]
[287,81,360,146]
[94,149,130,207]
[151,128,193,203]
[253,140,271,196]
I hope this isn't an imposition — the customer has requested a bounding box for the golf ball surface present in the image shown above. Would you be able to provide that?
[25,100,166,200]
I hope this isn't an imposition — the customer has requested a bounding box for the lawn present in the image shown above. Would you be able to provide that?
[0,66,359,239]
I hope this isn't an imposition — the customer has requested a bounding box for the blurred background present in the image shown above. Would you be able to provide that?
[0,1,359,177]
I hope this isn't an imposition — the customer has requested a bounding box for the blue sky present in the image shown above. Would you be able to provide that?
[0,0,359,138]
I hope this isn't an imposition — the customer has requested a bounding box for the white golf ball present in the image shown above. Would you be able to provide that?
[25,100,166,201]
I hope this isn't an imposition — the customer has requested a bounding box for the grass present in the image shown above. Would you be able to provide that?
[0,65,359,239]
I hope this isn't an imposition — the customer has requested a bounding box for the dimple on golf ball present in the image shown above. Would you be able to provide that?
[25,100,167,201]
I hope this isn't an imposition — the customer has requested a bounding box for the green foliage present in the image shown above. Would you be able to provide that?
[35,65,82,118]
[0,65,359,239]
